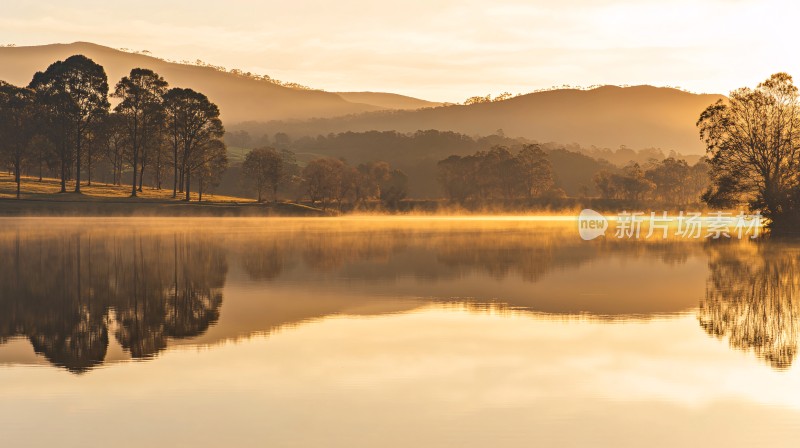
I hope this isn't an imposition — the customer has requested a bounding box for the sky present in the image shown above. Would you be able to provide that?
[2,0,799,102]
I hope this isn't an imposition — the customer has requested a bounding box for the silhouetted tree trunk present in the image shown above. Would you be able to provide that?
[60,142,67,193]
[138,160,145,192]
[14,162,21,199]
[131,119,139,197]
[185,170,191,201]
[172,156,178,198]
[86,142,93,186]
[75,131,82,193]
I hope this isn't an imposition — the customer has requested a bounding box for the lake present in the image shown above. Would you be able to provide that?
[0,217,798,447]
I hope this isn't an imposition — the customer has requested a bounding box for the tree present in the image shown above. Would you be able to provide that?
[645,157,690,203]
[354,161,390,204]
[436,145,554,203]
[302,158,349,209]
[593,164,654,201]
[0,82,35,198]
[150,130,170,190]
[273,132,290,149]
[162,88,224,201]
[27,134,56,182]
[516,144,553,198]
[477,146,518,200]
[242,147,284,202]
[687,158,711,204]
[336,164,358,208]
[619,163,654,200]
[95,112,128,185]
[113,69,167,197]
[194,139,228,202]
[163,88,183,197]
[437,154,479,202]
[698,73,800,227]
[593,170,618,199]
[29,55,110,193]
[643,157,710,205]
[379,169,408,209]
[464,94,492,105]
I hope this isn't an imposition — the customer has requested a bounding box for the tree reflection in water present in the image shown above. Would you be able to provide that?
[0,230,226,373]
[3,220,798,373]
[700,242,800,369]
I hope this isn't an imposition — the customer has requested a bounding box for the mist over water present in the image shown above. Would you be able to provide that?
[1,217,799,447]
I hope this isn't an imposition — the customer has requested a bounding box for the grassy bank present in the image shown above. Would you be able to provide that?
[0,174,329,217]
[0,173,719,217]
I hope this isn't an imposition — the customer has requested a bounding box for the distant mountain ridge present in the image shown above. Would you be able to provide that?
[0,42,725,153]
[335,92,444,110]
[0,42,437,123]
[239,85,724,154]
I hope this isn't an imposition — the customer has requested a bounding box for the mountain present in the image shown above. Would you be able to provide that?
[241,85,724,154]
[0,43,725,153]
[0,42,434,123]
[335,92,444,110]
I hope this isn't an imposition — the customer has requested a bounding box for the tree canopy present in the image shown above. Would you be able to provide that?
[698,73,800,228]
[29,55,109,193]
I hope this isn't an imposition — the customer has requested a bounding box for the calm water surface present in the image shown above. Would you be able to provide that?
[0,217,799,447]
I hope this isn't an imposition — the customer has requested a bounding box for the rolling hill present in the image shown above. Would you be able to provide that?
[239,85,725,154]
[0,42,436,123]
[335,92,444,110]
[1,43,724,154]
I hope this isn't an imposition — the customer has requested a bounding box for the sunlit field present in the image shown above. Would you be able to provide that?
[0,173,254,202]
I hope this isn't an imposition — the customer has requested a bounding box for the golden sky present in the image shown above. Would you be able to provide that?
[2,0,798,102]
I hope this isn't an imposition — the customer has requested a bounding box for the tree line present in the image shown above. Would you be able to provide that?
[434,144,711,206]
[593,157,709,204]
[240,146,408,210]
[238,143,708,209]
[437,144,554,202]
[0,54,227,200]
[226,128,703,200]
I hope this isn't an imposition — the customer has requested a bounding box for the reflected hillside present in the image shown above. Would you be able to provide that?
[234,219,704,282]
[230,222,707,315]
[700,242,800,369]
[0,218,720,372]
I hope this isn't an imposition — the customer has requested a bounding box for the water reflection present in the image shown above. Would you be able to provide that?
[2,218,800,373]
[233,224,706,287]
[0,229,226,372]
[700,241,800,369]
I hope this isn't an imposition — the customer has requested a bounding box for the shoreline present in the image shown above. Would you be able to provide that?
[0,197,331,217]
